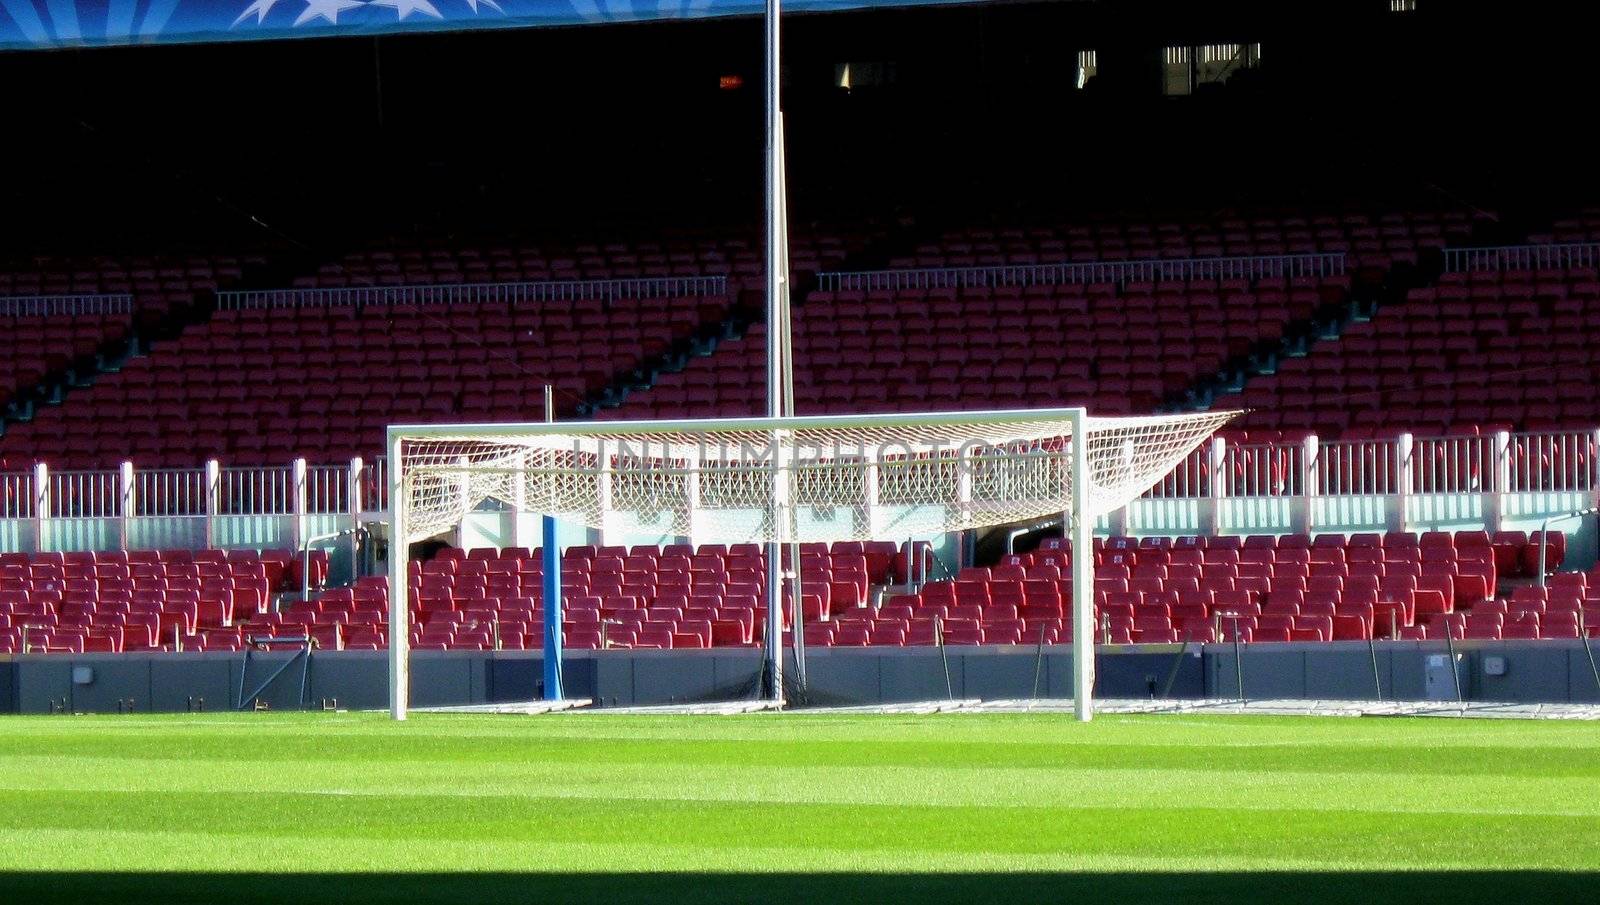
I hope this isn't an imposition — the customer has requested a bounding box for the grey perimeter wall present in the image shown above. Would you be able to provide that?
[4,641,1600,714]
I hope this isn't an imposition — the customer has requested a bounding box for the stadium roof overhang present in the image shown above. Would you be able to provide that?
[0,0,994,51]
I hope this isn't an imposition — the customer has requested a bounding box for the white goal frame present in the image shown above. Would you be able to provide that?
[383,405,1241,723]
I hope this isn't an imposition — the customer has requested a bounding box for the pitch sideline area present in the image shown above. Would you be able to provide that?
[419,698,1600,720]
[0,710,1596,903]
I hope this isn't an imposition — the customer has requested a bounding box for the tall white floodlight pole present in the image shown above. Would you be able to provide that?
[388,431,409,720]
[763,0,789,703]
[1070,408,1095,721]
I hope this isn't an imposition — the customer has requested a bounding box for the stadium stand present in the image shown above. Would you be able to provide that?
[1531,208,1600,244]
[292,230,861,290]
[273,531,1580,650]
[602,268,1353,419]
[891,208,1478,273]
[0,254,255,429]
[0,229,875,468]
[1238,261,1600,434]
[0,290,732,467]
[7,530,1573,655]
[0,548,326,654]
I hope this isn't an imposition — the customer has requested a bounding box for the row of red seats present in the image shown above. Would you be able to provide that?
[0,295,732,468]
[1238,265,1600,434]
[607,274,1349,421]
[897,209,1477,272]
[0,548,327,654]
[294,230,858,289]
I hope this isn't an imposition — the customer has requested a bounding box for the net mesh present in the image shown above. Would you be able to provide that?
[394,409,1238,545]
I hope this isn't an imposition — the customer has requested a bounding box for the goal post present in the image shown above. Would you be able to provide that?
[384,406,1238,721]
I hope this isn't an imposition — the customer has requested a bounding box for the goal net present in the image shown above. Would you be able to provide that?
[385,407,1238,720]
[391,408,1237,546]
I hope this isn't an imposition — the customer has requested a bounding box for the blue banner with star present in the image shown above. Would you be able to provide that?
[0,0,955,49]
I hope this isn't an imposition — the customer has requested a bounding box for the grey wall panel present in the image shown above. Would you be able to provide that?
[590,654,637,707]
[1568,647,1600,704]
[241,652,315,711]
[149,656,240,713]
[803,652,882,705]
[957,650,1039,701]
[632,654,718,704]
[1044,652,1076,699]
[63,659,152,713]
[16,661,73,713]
[487,655,538,703]
[0,661,16,713]
[1096,650,1202,699]
[1478,646,1571,704]
[306,654,389,711]
[1302,648,1385,700]
[877,650,958,702]
[6,643,1600,714]
[709,655,763,701]
[1386,648,1432,702]
[408,655,476,707]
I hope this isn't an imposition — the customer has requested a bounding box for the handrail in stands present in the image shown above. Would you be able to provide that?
[1442,242,1600,273]
[0,293,135,317]
[814,252,1346,293]
[216,275,729,310]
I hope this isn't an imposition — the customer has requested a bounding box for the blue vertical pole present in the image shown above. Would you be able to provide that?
[541,383,564,701]
[542,515,563,701]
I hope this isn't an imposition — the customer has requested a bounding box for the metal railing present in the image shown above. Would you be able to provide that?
[1222,443,1302,498]
[216,276,728,310]
[134,468,207,517]
[1317,437,1399,496]
[815,252,1346,293]
[1510,431,1598,494]
[1412,434,1494,494]
[360,457,388,513]
[307,465,351,515]
[48,470,121,519]
[0,426,1596,554]
[0,472,34,519]
[1443,242,1600,273]
[219,467,293,515]
[0,293,135,316]
[1142,446,1212,499]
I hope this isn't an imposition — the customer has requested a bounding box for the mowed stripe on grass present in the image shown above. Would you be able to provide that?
[0,712,1596,902]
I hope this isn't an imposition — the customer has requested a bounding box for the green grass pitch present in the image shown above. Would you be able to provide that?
[0,711,1596,903]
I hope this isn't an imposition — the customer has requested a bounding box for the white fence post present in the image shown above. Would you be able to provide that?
[1110,502,1132,538]
[1394,433,1413,533]
[119,462,135,550]
[595,439,613,546]
[1206,436,1226,536]
[32,462,48,554]
[1592,429,1600,510]
[684,450,701,544]
[1491,430,1512,533]
[292,458,308,554]
[1298,434,1318,535]
[508,451,528,550]
[864,449,883,540]
[204,460,220,549]
[348,457,365,567]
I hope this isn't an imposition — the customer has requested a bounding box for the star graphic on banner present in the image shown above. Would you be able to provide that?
[234,0,287,25]
[371,0,443,19]
[461,0,503,13]
[294,0,365,25]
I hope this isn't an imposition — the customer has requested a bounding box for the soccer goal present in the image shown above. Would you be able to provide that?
[384,406,1236,721]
